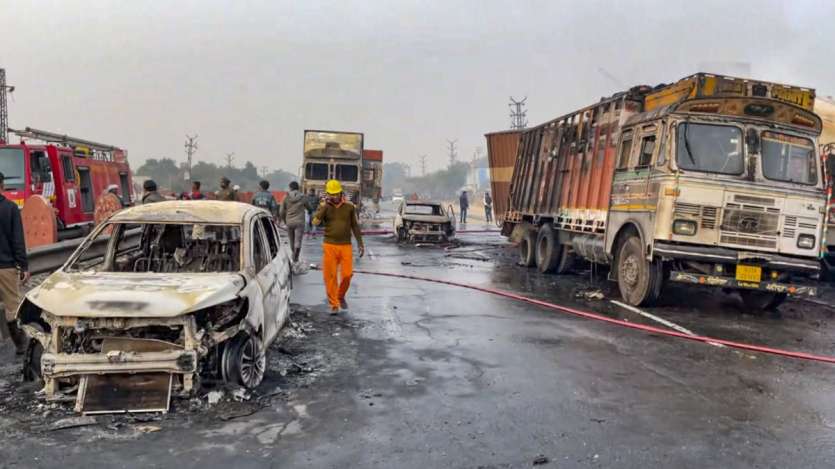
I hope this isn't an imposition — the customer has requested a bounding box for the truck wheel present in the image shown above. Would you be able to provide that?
[616,236,663,306]
[554,247,575,275]
[739,291,786,312]
[519,229,537,267]
[536,224,561,273]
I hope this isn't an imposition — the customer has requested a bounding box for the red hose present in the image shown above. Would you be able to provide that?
[340,268,835,365]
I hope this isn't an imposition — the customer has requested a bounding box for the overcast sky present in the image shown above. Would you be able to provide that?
[2,0,834,176]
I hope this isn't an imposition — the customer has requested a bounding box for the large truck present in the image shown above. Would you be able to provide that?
[0,127,134,238]
[489,73,826,309]
[301,130,364,205]
[361,149,383,211]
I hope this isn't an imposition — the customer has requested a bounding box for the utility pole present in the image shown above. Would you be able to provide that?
[472,146,483,164]
[224,152,235,168]
[419,155,428,176]
[0,69,15,144]
[260,166,270,178]
[446,139,458,167]
[184,134,198,181]
[509,96,528,130]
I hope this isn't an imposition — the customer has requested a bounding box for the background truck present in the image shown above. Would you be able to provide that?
[361,149,383,213]
[489,73,826,309]
[301,130,364,205]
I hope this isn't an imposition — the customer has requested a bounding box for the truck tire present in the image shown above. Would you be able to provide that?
[616,236,663,306]
[536,224,560,273]
[519,229,537,267]
[739,290,786,312]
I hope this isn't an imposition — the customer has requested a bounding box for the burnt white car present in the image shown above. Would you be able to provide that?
[394,200,456,243]
[18,201,291,413]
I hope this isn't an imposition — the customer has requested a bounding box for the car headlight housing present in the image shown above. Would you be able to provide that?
[797,234,815,249]
[673,219,697,236]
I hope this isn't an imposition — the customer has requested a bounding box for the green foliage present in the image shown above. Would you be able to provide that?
[135,158,297,193]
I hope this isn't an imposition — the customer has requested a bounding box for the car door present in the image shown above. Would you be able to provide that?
[256,215,291,345]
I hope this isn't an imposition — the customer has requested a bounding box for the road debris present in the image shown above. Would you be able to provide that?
[575,288,604,301]
[532,454,549,465]
[47,416,98,432]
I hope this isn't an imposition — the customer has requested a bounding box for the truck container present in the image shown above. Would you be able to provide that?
[484,130,521,224]
[493,73,826,309]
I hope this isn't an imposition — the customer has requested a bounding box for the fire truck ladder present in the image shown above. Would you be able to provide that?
[8,126,120,152]
[0,69,12,144]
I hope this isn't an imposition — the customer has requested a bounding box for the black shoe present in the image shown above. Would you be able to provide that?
[339,298,348,310]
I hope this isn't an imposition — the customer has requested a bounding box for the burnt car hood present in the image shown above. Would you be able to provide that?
[402,214,451,223]
[26,271,246,318]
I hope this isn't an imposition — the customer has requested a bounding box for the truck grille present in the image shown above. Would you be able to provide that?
[719,202,779,249]
[720,204,779,235]
[673,203,718,230]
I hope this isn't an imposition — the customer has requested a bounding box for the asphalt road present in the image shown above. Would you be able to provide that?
[3,215,835,468]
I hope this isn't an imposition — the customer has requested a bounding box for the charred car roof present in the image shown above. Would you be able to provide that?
[109,200,263,224]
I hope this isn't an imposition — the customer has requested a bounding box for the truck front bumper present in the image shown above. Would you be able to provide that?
[654,241,820,274]
[669,271,818,297]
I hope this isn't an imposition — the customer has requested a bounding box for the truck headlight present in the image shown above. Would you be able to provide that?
[673,219,697,236]
[797,234,815,249]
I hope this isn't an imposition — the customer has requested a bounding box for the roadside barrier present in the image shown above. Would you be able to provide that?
[331,267,835,366]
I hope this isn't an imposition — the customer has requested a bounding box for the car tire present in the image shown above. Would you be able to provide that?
[519,229,537,267]
[616,235,663,306]
[23,337,44,383]
[536,224,561,273]
[739,290,786,312]
[222,332,267,389]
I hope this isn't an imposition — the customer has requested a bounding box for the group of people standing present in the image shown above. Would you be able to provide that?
[458,190,493,224]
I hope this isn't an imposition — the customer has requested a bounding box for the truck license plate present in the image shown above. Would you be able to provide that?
[736,265,762,283]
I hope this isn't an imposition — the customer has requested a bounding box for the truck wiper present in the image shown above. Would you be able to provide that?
[683,122,696,166]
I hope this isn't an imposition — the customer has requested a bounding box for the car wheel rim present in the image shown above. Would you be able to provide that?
[239,336,266,388]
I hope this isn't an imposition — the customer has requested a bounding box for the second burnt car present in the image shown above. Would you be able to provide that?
[394,200,456,243]
[18,201,292,413]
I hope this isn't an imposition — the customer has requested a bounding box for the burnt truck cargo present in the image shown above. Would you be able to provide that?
[484,130,521,224]
[494,73,826,309]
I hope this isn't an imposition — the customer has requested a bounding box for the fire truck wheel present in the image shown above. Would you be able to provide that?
[616,236,663,306]
[739,290,786,312]
[519,229,537,267]
[536,224,561,273]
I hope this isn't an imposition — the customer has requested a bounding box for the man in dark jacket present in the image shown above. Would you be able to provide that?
[483,191,493,223]
[459,190,469,224]
[280,181,307,262]
[0,172,29,354]
[216,177,237,201]
[141,179,165,204]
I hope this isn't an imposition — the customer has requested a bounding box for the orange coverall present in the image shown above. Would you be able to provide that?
[322,243,353,308]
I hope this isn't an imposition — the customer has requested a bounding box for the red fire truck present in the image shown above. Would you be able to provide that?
[0,127,134,237]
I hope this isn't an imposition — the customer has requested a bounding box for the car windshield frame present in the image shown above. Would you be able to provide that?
[0,148,26,190]
[404,204,443,216]
[66,221,245,274]
[760,131,818,186]
[675,122,745,176]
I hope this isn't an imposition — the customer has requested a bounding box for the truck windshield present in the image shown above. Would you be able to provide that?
[335,164,358,182]
[676,123,743,175]
[305,163,328,180]
[761,132,817,185]
[0,148,26,190]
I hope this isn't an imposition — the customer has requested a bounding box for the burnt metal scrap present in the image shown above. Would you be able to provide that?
[17,201,293,414]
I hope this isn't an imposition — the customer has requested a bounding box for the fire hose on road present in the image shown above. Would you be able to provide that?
[313,266,835,366]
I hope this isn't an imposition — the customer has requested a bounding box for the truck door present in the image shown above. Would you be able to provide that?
[636,125,658,208]
[57,152,81,227]
[28,150,54,199]
[77,166,95,214]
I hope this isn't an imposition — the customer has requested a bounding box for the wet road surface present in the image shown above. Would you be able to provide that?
[3,221,835,468]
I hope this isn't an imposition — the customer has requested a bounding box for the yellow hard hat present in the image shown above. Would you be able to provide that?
[325,179,342,194]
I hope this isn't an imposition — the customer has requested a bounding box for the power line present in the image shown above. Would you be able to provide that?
[509,96,528,130]
[184,134,198,181]
[0,69,15,144]
[419,154,428,176]
[446,139,458,167]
